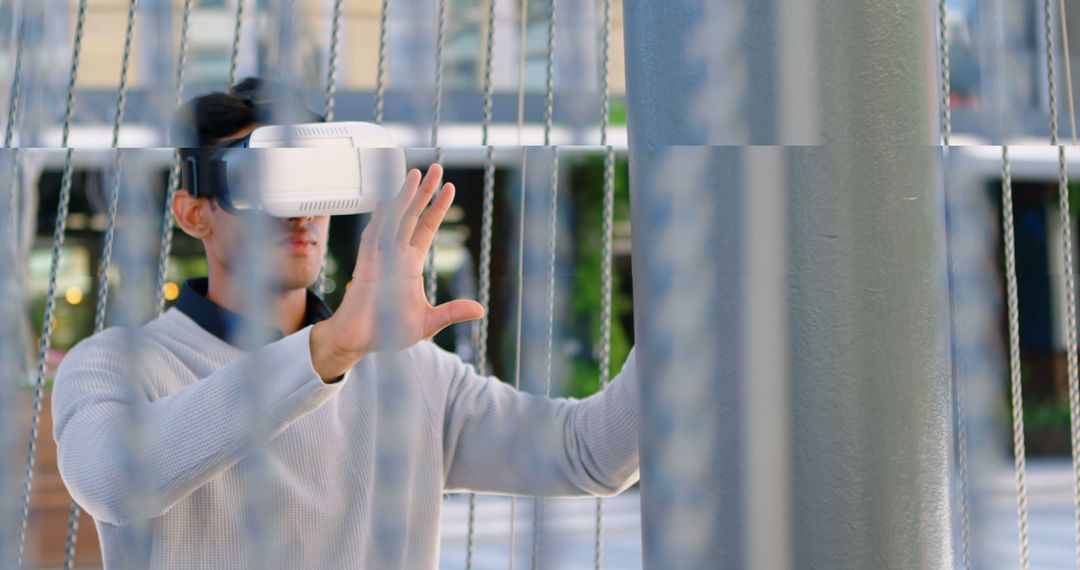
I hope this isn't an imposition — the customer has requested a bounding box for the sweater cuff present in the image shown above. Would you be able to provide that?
[251,326,350,427]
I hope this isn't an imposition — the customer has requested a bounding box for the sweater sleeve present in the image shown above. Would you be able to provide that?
[440,345,639,497]
[51,325,348,526]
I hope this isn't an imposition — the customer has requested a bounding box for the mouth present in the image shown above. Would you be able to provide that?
[279,233,317,255]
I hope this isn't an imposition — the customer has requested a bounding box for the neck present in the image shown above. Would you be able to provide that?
[205,267,309,336]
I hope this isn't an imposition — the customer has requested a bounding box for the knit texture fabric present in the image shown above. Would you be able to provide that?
[52,308,639,569]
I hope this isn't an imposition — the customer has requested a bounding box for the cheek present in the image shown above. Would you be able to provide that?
[317,217,331,240]
[207,216,246,267]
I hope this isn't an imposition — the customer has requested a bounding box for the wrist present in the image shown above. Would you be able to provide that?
[310,320,365,382]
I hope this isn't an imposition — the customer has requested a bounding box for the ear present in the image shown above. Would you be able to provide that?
[173,190,212,239]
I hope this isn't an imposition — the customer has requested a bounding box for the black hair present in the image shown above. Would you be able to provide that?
[171,77,324,156]
[172,78,327,204]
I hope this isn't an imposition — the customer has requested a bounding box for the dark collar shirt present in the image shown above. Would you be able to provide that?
[174,277,333,348]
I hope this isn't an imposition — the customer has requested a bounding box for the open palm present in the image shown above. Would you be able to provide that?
[323,164,484,358]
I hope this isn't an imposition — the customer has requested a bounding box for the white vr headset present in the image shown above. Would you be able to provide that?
[180,122,407,218]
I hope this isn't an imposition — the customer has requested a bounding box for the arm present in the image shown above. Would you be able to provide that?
[55,164,483,526]
[441,346,639,497]
[52,325,345,525]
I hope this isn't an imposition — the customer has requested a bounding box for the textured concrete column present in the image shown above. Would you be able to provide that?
[623,1,952,568]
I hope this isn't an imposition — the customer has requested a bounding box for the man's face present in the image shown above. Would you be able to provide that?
[177,124,331,292]
[202,204,330,291]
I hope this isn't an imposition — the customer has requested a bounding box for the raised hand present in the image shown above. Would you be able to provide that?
[309,164,485,380]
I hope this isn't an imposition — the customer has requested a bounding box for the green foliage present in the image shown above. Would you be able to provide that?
[609,100,628,126]
[1024,399,1071,431]
[563,153,633,399]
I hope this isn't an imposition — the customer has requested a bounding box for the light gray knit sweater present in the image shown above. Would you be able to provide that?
[51,308,639,569]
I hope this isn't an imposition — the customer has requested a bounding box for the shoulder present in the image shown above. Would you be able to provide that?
[56,310,195,384]
[58,326,129,373]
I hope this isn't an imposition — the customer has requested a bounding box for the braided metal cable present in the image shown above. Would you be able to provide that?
[8,149,19,240]
[175,0,194,107]
[1000,146,1031,570]
[5,6,25,148]
[15,0,87,564]
[954,292,972,570]
[424,238,437,304]
[59,4,87,149]
[1060,0,1078,143]
[481,0,496,148]
[1045,3,1080,567]
[111,0,138,148]
[58,2,140,564]
[432,0,446,156]
[14,152,73,570]
[374,0,390,124]
[229,0,246,87]
[935,0,972,565]
[1057,142,1080,570]
[425,0,450,306]
[464,0,500,566]
[324,0,343,120]
[543,0,555,147]
[155,0,195,317]
[937,0,951,146]
[465,147,495,570]
[61,154,122,569]
[315,0,345,298]
[1047,0,1061,145]
[593,0,614,566]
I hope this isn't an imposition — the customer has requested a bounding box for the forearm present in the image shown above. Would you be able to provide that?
[54,326,346,525]
[443,348,640,497]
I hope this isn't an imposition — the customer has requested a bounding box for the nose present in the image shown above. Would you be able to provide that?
[286,215,315,226]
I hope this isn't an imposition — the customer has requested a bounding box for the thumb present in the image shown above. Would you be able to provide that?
[424,299,486,338]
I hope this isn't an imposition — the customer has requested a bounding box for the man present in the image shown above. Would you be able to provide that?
[52,80,640,569]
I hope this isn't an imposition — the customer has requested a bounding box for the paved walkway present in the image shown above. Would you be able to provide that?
[439,492,642,570]
[30,460,1080,568]
[980,458,1077,569]
[440,460,1080,570]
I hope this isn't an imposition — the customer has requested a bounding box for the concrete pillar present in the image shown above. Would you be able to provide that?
[623,1,952,568]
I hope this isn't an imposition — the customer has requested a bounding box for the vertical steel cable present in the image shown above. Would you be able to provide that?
[15,1,88,566]
[1048,0,1062,146]
[464,0,500,566]
[1060,0,1078,144]
[59,1,140,565]
[1000,146,1031,570]
[592,0,614,565]
[4,2,25,149]
[432,0,446,161]
[315,0,344,298]
[937,0,970,566]
[1059,140,1080,570]
[228,0,246,87]
[542,0,554,149]
[937,0,951,146]
[155,0,195,317]
[109,0,138,150]
[426,0,448,306]
[324,0,343,121]
[1044,3,1080,569]
[374,0,390,124]
[531,0,557,566]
